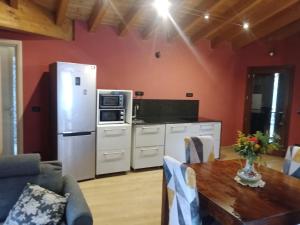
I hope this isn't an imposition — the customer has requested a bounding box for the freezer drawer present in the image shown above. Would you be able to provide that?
[96,147,130,175]
[58,132,95,181]
[132,146,164,169]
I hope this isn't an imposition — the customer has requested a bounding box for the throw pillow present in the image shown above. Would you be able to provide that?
[3,183,69,225]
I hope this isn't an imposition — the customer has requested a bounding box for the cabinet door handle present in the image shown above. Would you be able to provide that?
[103,128,126,136]
[170,126,187,132]
[140,148,159,152]
[104,128,126,132]
[103,151,125,155]
[141,127,160,133]
[142,126,159,130]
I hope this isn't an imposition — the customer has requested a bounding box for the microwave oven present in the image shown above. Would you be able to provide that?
[99,94,125,109]
[98,109,125,124]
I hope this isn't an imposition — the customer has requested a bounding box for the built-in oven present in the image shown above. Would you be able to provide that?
[99,109,125,124]
[99,94,125,109]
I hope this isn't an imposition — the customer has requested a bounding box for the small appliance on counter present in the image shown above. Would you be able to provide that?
[96,89,133,175]
[49,62,96,181]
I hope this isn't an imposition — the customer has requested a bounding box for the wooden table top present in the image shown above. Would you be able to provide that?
[189,160,300,225]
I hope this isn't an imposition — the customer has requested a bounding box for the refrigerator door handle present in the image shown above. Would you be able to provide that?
[62,132,93,137]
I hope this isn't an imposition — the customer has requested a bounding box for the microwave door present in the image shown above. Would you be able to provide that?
[101,110,118,122]
[99,109,124,124]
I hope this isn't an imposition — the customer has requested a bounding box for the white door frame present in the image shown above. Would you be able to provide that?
[0,39,23,154]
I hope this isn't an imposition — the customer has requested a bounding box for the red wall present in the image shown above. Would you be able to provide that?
[234,35,300,145]
[0,21,299,157]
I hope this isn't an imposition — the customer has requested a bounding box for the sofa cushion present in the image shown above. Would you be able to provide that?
[0,160,64,221]
[3,183,68,225]
[0,154,40,178]
[37,161,64,195]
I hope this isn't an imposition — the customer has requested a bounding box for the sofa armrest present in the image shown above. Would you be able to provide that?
[63,176,93,225]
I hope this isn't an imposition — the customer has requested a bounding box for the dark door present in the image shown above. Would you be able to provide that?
[244,66,294,152]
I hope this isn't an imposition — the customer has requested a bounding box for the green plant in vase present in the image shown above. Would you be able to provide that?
[234,131,280,183]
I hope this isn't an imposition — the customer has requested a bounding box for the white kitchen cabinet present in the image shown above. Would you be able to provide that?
[165,122,222,162]
[190,122,221,159]
[131,124,165,169]
[165,123,192,162]
[96,124,131,175]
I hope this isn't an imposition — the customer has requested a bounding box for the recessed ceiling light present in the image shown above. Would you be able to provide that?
[243,22,250,30]
[153,0,171,18]
[204,13,210,20]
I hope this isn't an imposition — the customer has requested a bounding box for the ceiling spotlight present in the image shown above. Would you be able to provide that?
[243,22,250,30]
[153,0,171,18]
[204,13,210,20]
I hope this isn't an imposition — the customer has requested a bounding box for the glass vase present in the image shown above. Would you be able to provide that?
[237,159,262,183]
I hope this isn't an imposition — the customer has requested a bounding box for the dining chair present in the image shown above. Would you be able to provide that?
[163,156,218,225]
[283,145,300,178]
[184,136,215,164]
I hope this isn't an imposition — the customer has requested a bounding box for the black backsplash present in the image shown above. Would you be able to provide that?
[133,99,199,121]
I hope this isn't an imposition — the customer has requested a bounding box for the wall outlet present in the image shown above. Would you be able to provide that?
[186,93,193,97]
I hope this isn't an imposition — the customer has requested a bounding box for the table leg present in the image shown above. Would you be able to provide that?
[161,170,169,225]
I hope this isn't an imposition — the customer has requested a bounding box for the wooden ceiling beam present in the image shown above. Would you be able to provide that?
[88,0,109,32]
[9,0,18,9]
[203,0,263,40]
[212,0,299,48]
[56,0,69,25]
[232,2,300,48]
[118,0,143,36]
[141,18,158,39]
[0,0,73,40]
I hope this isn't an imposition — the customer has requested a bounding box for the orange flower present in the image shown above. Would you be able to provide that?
[248,137,258,143]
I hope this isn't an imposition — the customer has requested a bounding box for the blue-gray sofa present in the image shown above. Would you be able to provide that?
[0,154,93,225]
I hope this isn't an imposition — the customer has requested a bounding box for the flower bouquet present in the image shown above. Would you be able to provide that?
[234,131,280,185]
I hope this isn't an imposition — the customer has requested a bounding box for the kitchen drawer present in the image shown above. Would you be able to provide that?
[190,123,214,135]
[96,148,130,175]
[165,123,191,162]
[132,146,164,169]
[134,125,165,147]
[97,125,131,150]
[167,123,190,134]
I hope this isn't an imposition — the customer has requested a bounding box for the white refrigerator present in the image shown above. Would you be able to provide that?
[50,62,96,181]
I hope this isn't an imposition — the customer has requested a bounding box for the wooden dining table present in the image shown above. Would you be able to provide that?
[161,159,300,225]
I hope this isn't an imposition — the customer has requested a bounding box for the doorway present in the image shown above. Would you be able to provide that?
[244,65,294,152]
[0,40,23,156]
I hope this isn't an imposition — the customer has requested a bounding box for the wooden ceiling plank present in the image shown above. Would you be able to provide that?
[88,0,110,32]
[9,0,18,9]
[267,19,300,41]
[233,2,300,48]
[56,0,70,25]
[118,0,142,36]
[212,0,299,48]
[203,0,263,40]
[169,0,219,40]
[0,0,73,40]
[183,0,230,35]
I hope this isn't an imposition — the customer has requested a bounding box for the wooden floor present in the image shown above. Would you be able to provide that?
[79,147,284,225]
